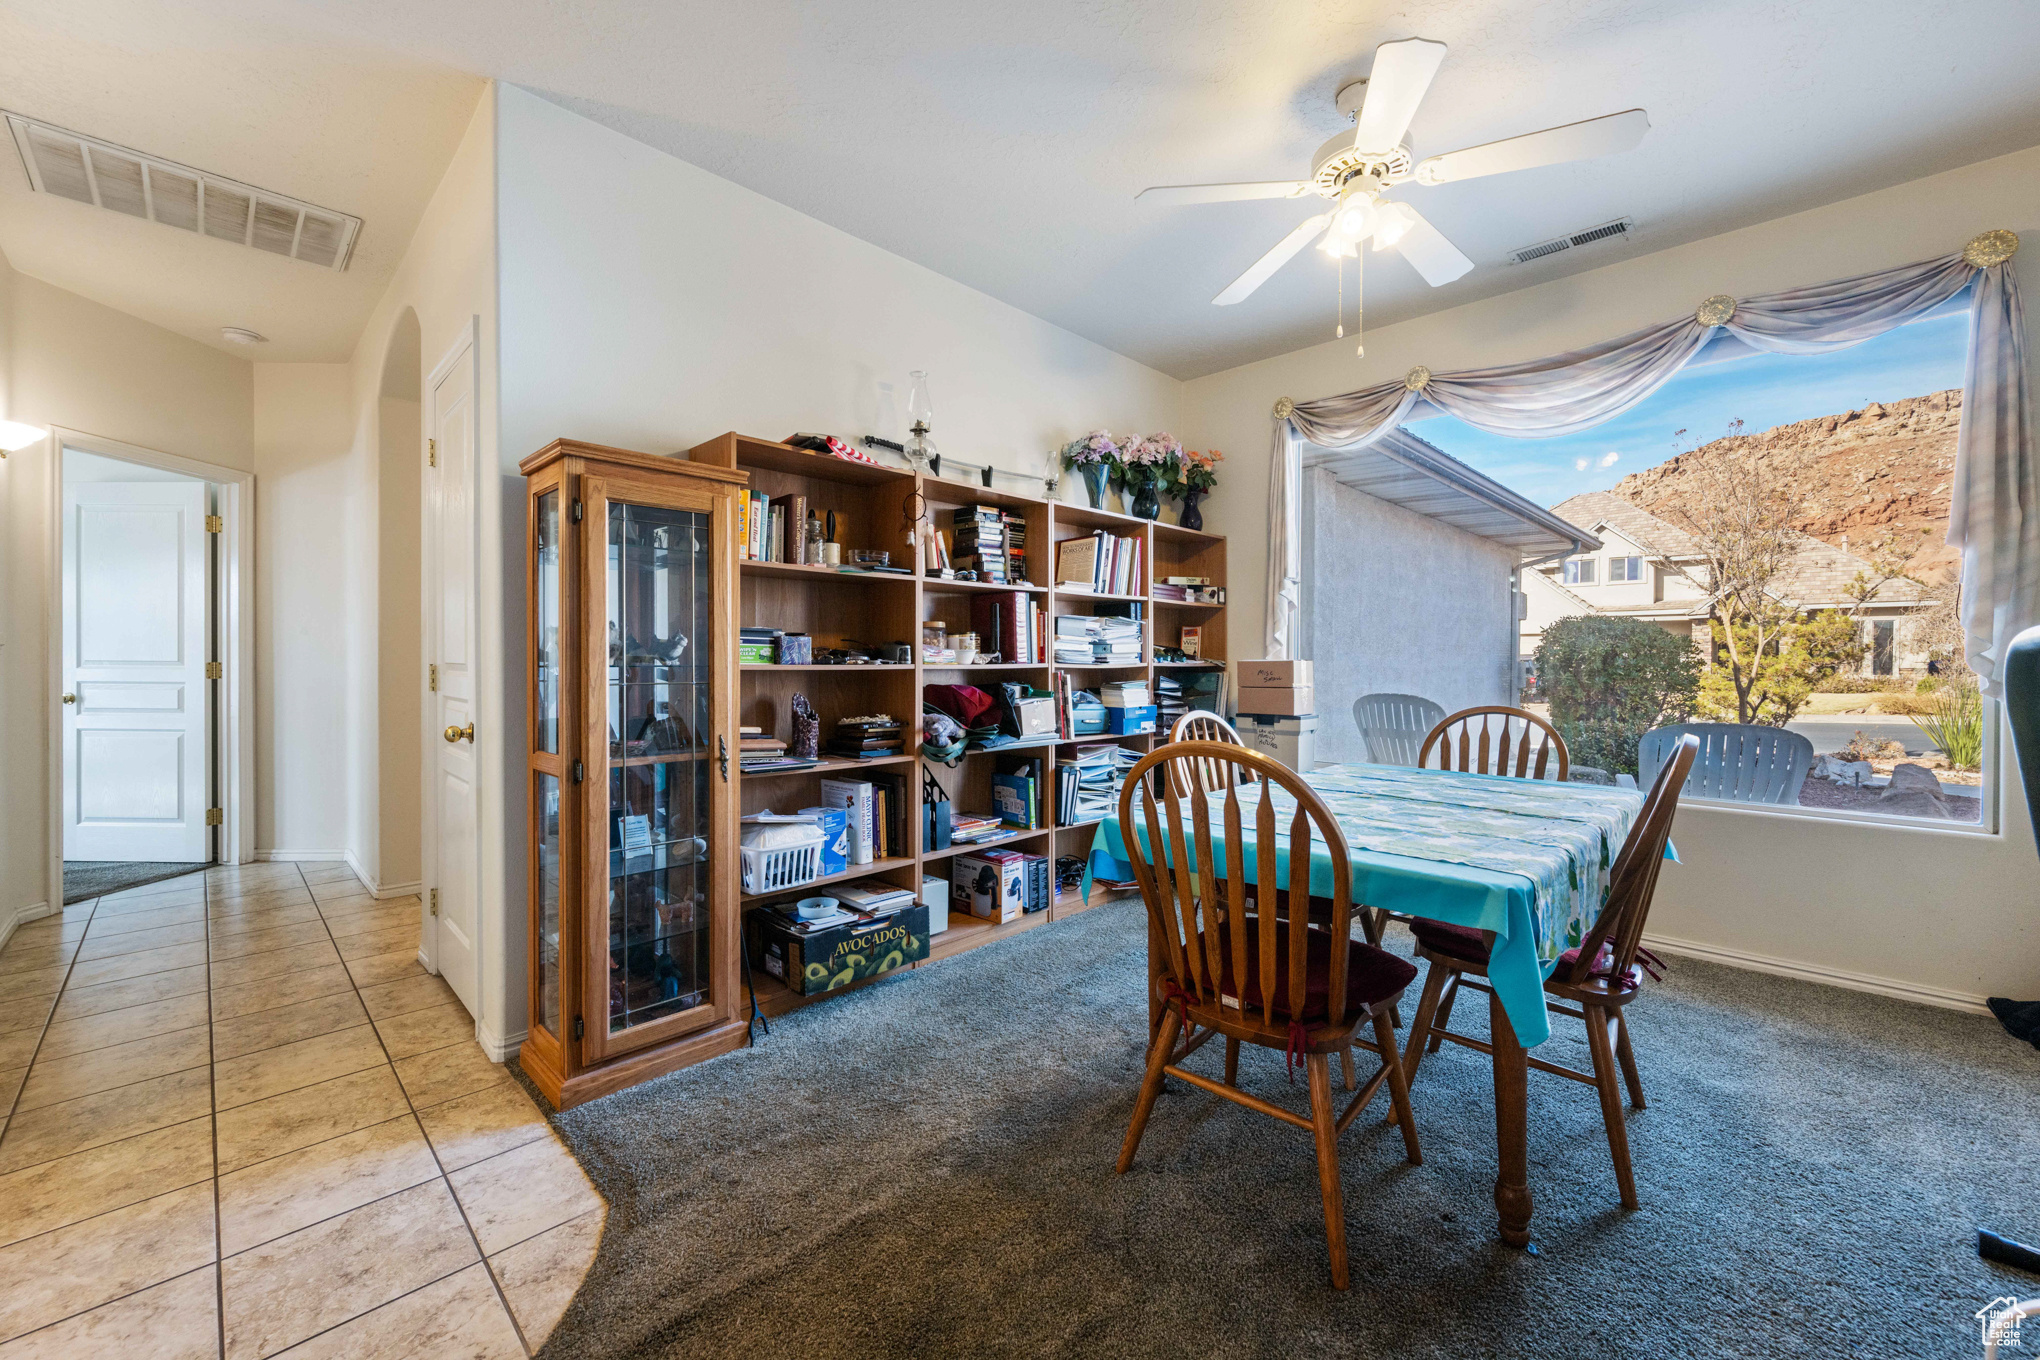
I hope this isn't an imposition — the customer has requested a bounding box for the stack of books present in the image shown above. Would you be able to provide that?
[1051,613,1141,665]
[1053,616,1096,665]
[948,811,1009,845]
[1102,679,1151,709]
[826,715,905,760]
[1156,675,1187,729]
[950,505,1016,583]
[739,726,817,773]
[1055,743,1122,825]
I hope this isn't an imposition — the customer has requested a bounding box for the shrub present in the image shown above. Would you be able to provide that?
[1911,681,1984,771]
[1872,692,1939,716]
[1816,674,1907,695]
[1536,616,1700,776]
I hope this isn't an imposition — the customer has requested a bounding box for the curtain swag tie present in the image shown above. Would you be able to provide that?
[1261,230,2036,698]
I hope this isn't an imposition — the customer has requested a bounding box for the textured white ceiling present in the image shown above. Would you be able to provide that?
[10,0,2040,377]
[267,0,2040,378]
[0,0,483,361]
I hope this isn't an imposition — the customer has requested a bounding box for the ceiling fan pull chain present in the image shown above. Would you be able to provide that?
[1355,252,1366,358]
[1336,255,1344,339]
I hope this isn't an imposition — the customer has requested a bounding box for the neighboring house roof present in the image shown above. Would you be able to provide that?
[1544,489,1934,611]
[1303,427,1600,562]
[1550,490,1702,560]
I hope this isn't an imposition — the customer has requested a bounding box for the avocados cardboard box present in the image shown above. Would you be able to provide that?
[749,903,931,996]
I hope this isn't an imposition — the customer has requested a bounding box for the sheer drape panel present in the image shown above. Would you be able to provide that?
[1262,244,2035,694]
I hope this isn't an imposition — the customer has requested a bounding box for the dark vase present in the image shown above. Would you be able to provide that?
[1080,463,1108,508]
[1131,481,1161,520]
[1179,488,1205,531]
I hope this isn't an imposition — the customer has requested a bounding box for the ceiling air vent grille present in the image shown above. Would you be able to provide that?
[1505,216,1635,267]
[5,112,359,270]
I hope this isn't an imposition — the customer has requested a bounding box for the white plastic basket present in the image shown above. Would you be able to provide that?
[741,841,822,894]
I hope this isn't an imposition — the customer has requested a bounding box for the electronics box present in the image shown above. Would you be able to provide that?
[1106,704,1157,735]
[1237,685,1316,717]
[951,851,1026,923]
[796,806,850,877]
[920,876,950,934]
[1240,713,1317,772]
[1241,659,1313,687]
[749,903,931,996]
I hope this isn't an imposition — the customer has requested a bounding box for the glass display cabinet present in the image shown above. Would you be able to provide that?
[518,439,749,1109]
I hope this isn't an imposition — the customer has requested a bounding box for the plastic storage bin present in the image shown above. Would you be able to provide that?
[1106,704,1157,735]
[1240,713,1317,772]
[740,820,825,894]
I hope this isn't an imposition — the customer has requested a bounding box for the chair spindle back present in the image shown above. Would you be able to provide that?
[1121,741,1355,1030]
[1419,706,1570,782]
[1353,692,1446,767]
[1563,734,1697,988]
[1166,709,1246,798]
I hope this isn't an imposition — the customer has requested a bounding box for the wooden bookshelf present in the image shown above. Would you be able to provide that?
[687,431,1228,1021]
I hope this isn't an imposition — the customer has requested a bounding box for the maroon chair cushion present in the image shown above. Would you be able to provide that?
[1556,941,1647,991]
[1194,923,1416,1024]
[1409,918,1489,964]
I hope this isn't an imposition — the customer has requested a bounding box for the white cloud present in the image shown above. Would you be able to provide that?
[1574,457,1591,472]
[1599,451,1621,468]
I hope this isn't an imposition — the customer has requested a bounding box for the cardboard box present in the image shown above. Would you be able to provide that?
[1237,685,1315,717]
[749,903,931,995]
[951,851,1026,922]
[796,806,849,877]
[1241,659,1313,687]
[920,876,950,934]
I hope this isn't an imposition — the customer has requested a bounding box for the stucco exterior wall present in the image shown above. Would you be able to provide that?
[1301,467,1518,764]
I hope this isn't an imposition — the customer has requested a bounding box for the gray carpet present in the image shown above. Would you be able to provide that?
[62,860,207,904]
[531,900,2040,1360]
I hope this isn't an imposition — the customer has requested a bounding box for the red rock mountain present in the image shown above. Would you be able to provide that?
[1607,389,1961,585]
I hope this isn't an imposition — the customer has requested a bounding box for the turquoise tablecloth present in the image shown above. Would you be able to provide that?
[1085,763,1653,1047]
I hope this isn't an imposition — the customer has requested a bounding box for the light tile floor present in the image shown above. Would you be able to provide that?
[0,863,605,1358]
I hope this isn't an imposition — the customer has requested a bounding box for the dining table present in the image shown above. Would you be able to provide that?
[1084,760,1654,1250]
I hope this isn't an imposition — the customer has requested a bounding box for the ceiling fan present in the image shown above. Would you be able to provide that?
[1139,38,1649,309]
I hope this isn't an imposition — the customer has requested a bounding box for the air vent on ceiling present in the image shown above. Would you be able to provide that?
[1505,216,1635,267]
[5,112,359,270]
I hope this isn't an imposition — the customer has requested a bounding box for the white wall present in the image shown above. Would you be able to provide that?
[1301,467,1516,763]
[251,364,353,859]
[1,262,255,923]
[491,84,1183,1046]
[1183,145,2040,1006]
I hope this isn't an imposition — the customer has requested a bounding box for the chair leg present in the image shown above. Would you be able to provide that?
[1356,909,1401,1027]
[1614,1009,1646,1109]
[1582,1003,1638,1210]
[1398,961,1451,1095]
[1428,973,1460,1053]
[1116,1009,1183,1175]
[1338,1046,1357,1091]
[1373,1009,1421,1165]
[1306,1051,1349,1290]
[1224,1036,1240,1087]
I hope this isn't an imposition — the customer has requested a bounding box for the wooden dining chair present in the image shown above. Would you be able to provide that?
[1419,706,1570,782]
[1395,734,1698,1211]
[1166,709,1245,798]
[1113,741,1422,1289]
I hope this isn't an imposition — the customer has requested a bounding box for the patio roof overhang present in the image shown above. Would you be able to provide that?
[1302,427,1598,563]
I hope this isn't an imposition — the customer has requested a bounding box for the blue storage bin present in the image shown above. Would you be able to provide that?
[1106,704,1157,735]
[796,806,849,876]
[1072,697,1108,735]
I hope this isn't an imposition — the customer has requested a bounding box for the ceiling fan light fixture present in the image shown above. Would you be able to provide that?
[1329,187,1376,242]
[1371,199,1418,250]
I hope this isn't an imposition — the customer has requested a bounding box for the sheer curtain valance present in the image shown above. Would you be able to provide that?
[1262,231,2036,697]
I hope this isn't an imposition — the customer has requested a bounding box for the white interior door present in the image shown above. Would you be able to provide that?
[62,479,212,862]
[427,337,480,1014]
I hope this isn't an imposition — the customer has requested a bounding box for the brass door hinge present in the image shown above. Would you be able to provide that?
[429,888,440,917]
[573,1015,584,1040]
[205,515,223,533]
[206,661,223,679]
[428,438,438,468]
[428,663,438,692]
[205,808,223,826]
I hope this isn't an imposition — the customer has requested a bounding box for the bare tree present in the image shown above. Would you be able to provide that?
[1842,525,1930,618]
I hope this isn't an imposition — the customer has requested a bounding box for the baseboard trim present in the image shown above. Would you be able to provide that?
[339,849,423,901]
[254,849,349,862]
[1642,932,1992,1015]
[477,1024,527,1064]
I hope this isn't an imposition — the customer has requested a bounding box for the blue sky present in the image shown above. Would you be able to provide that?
[1407,309,1972,507]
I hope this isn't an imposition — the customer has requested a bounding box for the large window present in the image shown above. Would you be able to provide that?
[1415,306,1989,827]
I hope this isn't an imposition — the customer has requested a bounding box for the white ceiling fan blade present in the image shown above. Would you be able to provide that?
[1391,204,1474,286]
[1413,109,1650,185]
[1137,180,1313,205]
[1213,213,1331,305]
[1352,38,1448,152]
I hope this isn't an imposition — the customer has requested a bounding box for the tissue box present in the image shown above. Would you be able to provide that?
[796,806,849,876]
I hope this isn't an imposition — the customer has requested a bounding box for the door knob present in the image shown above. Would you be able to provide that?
[61,693,76,704]
[443,723,474,743]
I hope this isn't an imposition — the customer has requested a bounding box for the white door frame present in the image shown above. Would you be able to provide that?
[420,318,483,981]
[44,428,255,910]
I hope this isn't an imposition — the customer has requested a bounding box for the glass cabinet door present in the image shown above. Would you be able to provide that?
[592,490,724,1050]
[532,490,564,1044]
